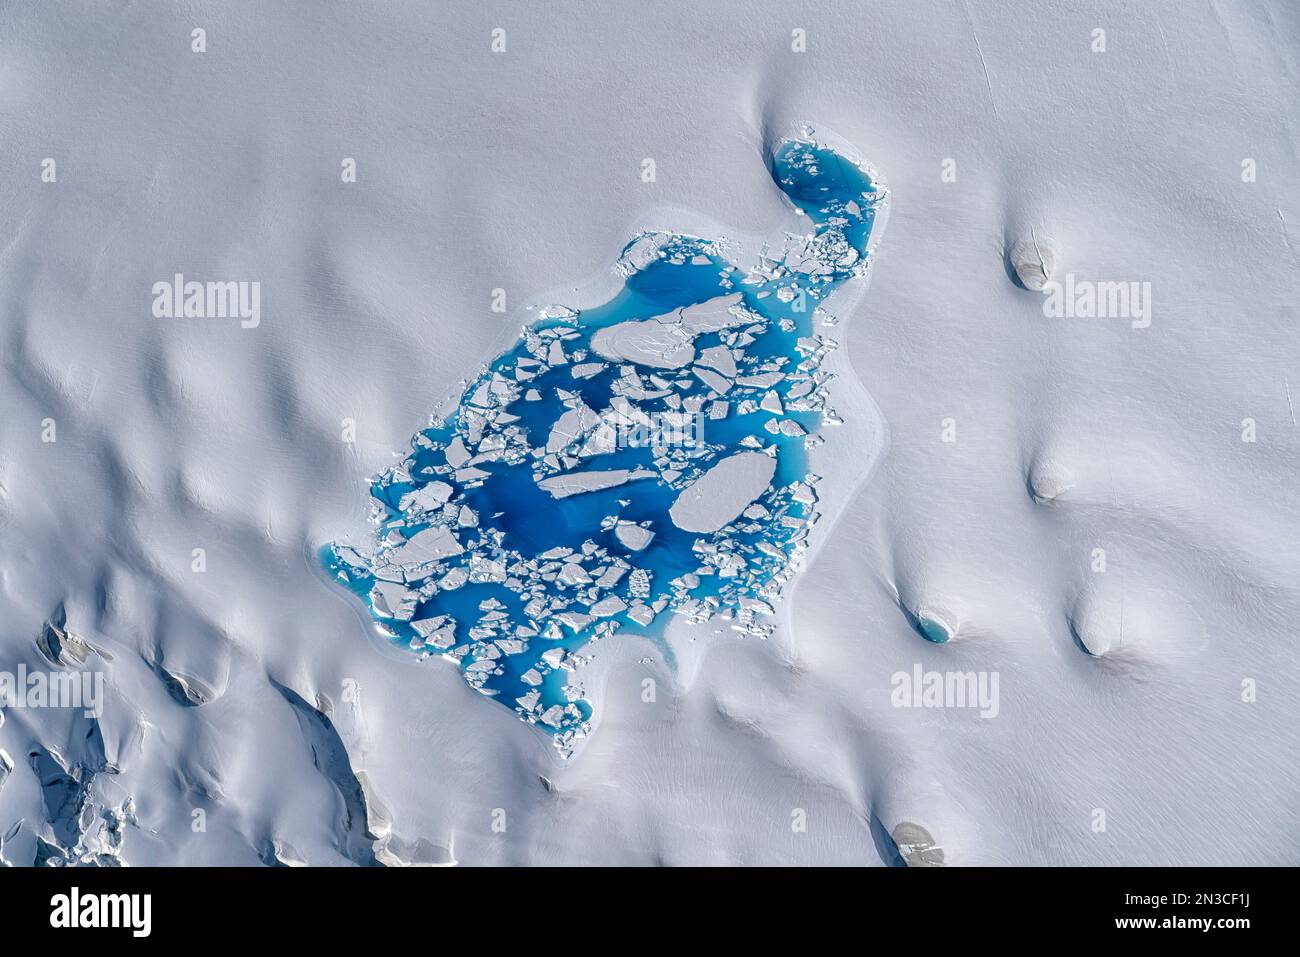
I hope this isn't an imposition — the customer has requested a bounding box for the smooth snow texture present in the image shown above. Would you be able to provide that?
[0,0,1297,866]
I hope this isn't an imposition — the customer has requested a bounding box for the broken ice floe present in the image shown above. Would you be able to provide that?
[325,138,883,751]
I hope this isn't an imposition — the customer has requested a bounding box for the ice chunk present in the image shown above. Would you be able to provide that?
[627,603,657,626]
[386,526,464,566]
[670,293,748,334]
[546,399,601,453]
[370,581,418,621]
[669,450,776,533]
[445,436,470,468]
[538,468,645,499]
[590,595,627,617]
[694,366,732,395]
[399,481,453,513]
[592,319,697,369]
[697,344,737,377]
[614,521,654,551]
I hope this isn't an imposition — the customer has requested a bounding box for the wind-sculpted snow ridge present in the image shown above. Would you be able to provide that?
[325,138,884,752]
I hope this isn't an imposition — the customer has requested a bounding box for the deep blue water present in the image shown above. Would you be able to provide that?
[324,138,882,749]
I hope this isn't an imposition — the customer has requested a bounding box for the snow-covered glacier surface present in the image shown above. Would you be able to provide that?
[0,0,1297,866]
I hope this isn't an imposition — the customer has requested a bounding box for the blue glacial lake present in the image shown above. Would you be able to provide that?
[324,138,883,751]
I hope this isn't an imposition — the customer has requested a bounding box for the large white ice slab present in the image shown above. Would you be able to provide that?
[669,450,776,533]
